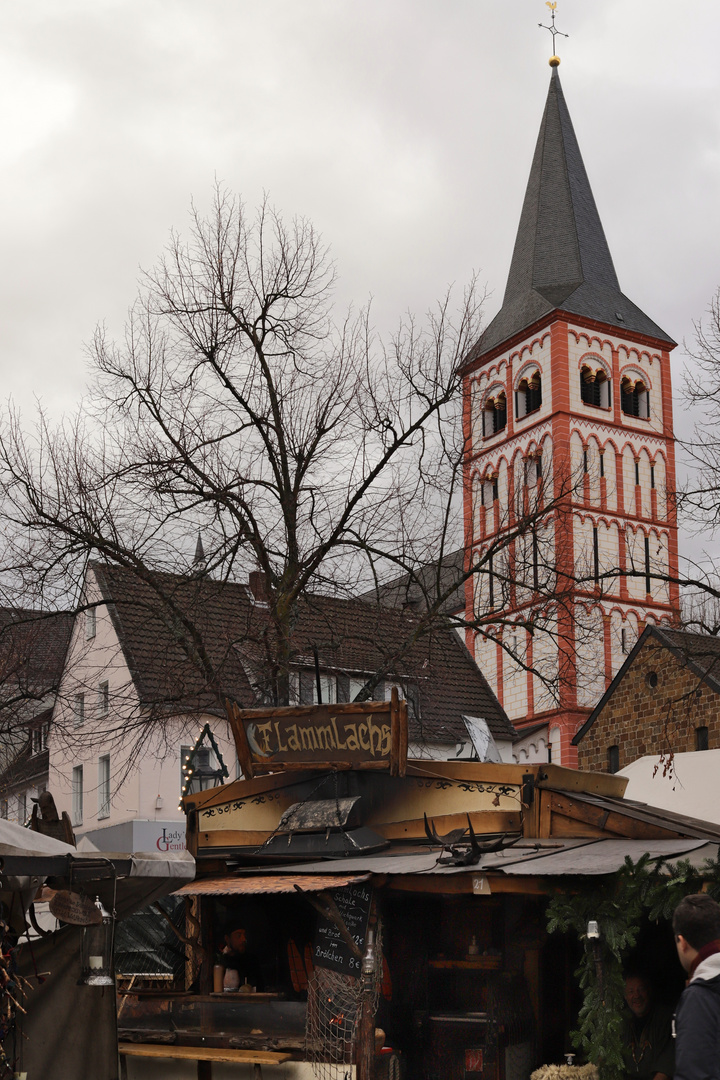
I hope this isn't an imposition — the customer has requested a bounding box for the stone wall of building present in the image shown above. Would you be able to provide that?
[577,639,720,773]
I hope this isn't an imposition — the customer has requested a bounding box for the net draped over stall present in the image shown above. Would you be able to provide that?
[305,925,383,1080]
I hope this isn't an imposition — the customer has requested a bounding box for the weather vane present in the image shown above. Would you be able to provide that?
[539,1,568,66]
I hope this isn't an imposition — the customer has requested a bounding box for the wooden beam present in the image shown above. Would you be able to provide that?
[228,702,391,719]
[226,699,254,780]
[118,1045,292,1064]
[538,789,552,839]
[549,792,684,840]
[384,874,553,895]
[197,830,278,848]
[537,764,628,799]
[390,686,400,778]
[186,767,320,813]
[398,699,408,778]
[376,810,522,841]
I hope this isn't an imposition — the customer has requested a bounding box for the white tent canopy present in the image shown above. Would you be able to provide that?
[0,816,195,928]
[618,749,720,826]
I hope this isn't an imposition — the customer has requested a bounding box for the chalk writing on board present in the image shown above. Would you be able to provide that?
[313,883,372,976]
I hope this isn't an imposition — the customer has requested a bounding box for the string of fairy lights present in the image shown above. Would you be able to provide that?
[178,722,229,808]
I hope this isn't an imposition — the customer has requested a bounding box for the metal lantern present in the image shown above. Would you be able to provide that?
[80,897,115,986]
[185,748,225,794]
[586,919,600,940]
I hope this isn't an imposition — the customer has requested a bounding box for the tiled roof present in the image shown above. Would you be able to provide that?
[0,608,73,700]
[359,548,466,616]
[468,69,674,361]
[91,563,515,746]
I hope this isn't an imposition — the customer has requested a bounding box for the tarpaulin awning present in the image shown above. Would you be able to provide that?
[175,872,369,895]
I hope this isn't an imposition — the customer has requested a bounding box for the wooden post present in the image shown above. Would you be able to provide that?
[357,989,375,1080]
[398,698,408,777]
[390,686,400,777]
[225,699,255,779]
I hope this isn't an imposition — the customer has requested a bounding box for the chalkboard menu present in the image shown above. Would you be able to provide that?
[313,882,373,977]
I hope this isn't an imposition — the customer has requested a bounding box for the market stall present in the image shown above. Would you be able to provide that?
[0,814,194,1080]
[114,700,720,1080]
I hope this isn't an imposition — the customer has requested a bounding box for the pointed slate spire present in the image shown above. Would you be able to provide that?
[193,532,206,573]
[476,69,674,357]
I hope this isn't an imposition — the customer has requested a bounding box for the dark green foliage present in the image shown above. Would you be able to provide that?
[545,849,720,1080]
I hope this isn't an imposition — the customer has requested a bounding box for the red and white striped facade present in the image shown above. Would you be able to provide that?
[462,315,679,767]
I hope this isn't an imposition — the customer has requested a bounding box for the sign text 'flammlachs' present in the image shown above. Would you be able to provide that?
[225,694,408,778]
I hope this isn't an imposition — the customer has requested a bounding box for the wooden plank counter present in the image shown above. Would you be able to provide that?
[118,1043,292,1080]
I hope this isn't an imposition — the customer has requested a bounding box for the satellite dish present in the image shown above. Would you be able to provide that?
[462,715,503,763]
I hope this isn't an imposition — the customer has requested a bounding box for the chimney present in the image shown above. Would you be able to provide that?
[248,571,269,603]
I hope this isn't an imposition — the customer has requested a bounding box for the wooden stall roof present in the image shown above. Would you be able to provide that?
[534,786,720,842]
[174,872,369,895]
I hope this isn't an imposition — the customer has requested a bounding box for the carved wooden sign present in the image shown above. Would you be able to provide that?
[226,691,408,779]
[49,890,101,926]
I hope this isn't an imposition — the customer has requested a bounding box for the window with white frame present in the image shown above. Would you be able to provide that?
[98,756,110,818]
[348,675,384,702]
[0,799,7,819]
[31,727,43,754]
[86,607,96,639]
[17,792,26,824]
[72,766,83,825]
[74,692,85,726]
[97,681,109,717]
[312,674,337,705]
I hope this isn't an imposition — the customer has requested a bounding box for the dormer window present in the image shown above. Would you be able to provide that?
[621,377,650,419]
[31,724,48,754]
[580,365,610,408]
[515,371,542,419]
[482,392,507,436]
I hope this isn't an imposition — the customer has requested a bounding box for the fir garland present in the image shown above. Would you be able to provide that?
[546,851,720,1080]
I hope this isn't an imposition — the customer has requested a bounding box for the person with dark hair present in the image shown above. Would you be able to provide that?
[672,893,720,1080]
[622,972,674,1080]
[221,927,264,991]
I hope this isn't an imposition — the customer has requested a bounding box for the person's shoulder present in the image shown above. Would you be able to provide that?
[682,976,720,1011]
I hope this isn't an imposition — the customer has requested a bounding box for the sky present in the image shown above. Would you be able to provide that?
[2,0,720,565]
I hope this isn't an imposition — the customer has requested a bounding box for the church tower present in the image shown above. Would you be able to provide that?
[461,66,679,767]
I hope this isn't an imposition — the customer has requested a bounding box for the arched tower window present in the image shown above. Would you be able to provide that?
[482,391,507,436]
[621,376,650,419]
[516,371,542,419]
[580,364,610,408]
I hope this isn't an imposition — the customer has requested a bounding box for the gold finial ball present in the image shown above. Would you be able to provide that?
[549,55,561,67]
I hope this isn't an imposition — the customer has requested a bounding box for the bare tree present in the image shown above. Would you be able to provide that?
[0,188,603,779]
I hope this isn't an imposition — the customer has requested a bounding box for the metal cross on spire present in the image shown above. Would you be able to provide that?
[539,1,568,66]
